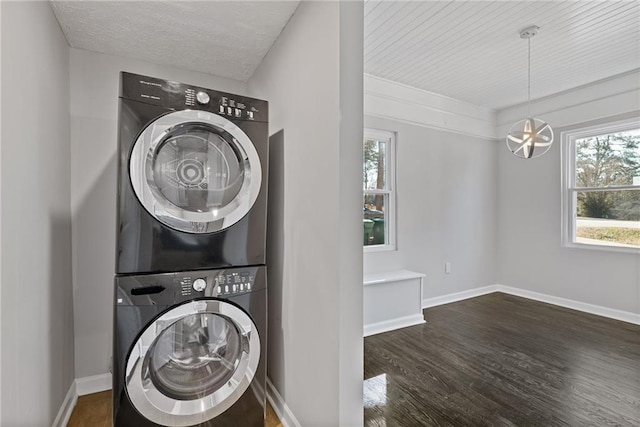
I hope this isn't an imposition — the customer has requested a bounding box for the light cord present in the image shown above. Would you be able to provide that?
[527,36,531,118]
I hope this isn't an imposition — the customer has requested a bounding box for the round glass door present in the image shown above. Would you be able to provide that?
[130,110,262,234]
[126,300,260,427]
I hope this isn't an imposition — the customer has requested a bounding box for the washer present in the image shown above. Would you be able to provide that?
[116,72,268,274]
[113,266,266,426]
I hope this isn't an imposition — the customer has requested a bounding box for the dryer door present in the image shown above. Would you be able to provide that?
[130,110,262,234]
[125,299,260,426]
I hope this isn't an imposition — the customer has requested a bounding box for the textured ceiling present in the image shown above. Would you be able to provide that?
[365,1,640,110]
[50,1,300,82]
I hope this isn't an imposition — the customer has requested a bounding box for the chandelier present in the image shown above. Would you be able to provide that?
[506,26,553,159]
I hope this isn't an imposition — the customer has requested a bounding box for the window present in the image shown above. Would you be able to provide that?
[562,119,640,252]
[363,129,396,251]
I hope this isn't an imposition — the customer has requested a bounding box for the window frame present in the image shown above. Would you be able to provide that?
[363,128,397,252]
[561,117,640,253]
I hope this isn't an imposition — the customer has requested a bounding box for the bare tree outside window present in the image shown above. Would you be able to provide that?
[566,124,640,249]
[576,131,640,219]
[363,129,395,250]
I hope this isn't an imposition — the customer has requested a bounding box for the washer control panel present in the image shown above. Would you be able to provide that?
[117,265,265,306]
[175,270,256,297]
[214,270,255,296]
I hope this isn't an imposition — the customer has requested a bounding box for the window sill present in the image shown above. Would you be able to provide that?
[364,244,396,253]
[564,240,640,255]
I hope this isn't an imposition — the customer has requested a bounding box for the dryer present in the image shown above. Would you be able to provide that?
[113,266,266,426]
[116,72,268,274]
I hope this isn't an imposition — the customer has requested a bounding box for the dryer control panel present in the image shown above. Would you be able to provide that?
[119,71,268,123]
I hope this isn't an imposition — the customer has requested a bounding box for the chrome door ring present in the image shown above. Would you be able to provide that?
[125,299,260,426]
[129,110,262,234]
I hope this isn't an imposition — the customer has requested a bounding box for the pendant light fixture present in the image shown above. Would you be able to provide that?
[506,25,553,159]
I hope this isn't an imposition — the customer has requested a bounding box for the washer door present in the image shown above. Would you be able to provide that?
[125,300,260,426]
[130,110,262,234]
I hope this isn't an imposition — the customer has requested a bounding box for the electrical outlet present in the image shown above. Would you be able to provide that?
[445,262,452,274]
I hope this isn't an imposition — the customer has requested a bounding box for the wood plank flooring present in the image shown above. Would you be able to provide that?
[67,390,283,427]
[68,391,111,427]
[364,292,640,426]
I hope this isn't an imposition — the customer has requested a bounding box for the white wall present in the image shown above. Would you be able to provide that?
[1,2,74,425]
[363,116,499,299]
[497,130,640,313]
[0,3,4,421]
[248,1,364,425]
[496,73,640,315]
[337,3,365,425]
[70,48,247,379]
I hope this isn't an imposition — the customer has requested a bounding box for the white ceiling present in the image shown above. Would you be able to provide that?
[365,1,640,110]
[50,1,640,108]
[50,1,300,82]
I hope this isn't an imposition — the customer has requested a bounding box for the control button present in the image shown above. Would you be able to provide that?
[224,285,229,293]
[240,284,244,291]
[247,283,252,290]
[193,278,206,292]
[247,111,254,120]
[218,105,225,114]
[235,108,242,118]
[196,91,210,105]
[233,284,238,292]
[217,286,221,294]
[227,107,233,115]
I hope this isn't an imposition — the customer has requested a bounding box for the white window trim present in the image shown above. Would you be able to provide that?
[561,117,640,254]
[364,128,397,252]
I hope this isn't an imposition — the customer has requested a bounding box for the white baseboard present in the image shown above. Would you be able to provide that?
[422,284,640,326]
[52,380,77,427]
[364,314,425,337]
[496,285,640,325]
[266,377,301,427]
[422,285,499,309]
[75,373,112,396]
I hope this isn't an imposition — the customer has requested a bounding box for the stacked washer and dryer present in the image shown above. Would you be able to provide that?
[113,72,269,427]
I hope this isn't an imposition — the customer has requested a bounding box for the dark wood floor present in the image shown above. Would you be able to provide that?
[364,292,640,426]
